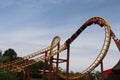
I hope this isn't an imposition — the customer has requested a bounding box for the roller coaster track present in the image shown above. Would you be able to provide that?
[0,16,111,79]
[0,36,61,68]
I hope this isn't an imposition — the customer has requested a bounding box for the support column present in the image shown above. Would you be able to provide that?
[27,68,31,80]
[87,73,91,80]
[101,61,104,80]
[42,51,48,80]
[23,72,26,80]
[49,56,53,80]
[55,43,60,80]
[66,44,70,80]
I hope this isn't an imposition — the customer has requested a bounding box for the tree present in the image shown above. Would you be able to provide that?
[0,56,10,63]
[0,49,2,59]
[31,61,44,78]
[3,48,17,61]
[0,72,18,80]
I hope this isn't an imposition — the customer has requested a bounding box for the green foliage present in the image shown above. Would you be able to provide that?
[3,48,17,61]
[0,56,10,63]
[30,78,40,80]
[0,49,18,80]
[0,49,2,57]
[31,61,44,74]
[0,72,18,80]
[31,61,44,79]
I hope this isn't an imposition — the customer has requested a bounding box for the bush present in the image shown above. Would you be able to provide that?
[0,72,18,80]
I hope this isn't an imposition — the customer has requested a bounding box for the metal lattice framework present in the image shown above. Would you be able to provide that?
[0,16,112,80]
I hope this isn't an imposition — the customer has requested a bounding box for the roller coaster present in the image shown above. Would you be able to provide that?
[0,16,120,80]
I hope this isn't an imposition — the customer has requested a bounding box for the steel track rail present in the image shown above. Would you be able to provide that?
[1,16,111,80]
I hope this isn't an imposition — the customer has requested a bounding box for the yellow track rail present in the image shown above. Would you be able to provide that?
[56,16,111,79]
[0,36,61,68]
[1,16,111,79]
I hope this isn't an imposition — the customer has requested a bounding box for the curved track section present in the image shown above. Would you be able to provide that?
[1,16,111,79]
[0,36,61,69]
[4,36,62,72]
[56,16,111,79]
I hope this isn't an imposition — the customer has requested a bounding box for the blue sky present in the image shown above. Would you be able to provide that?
[0,0,120,72]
